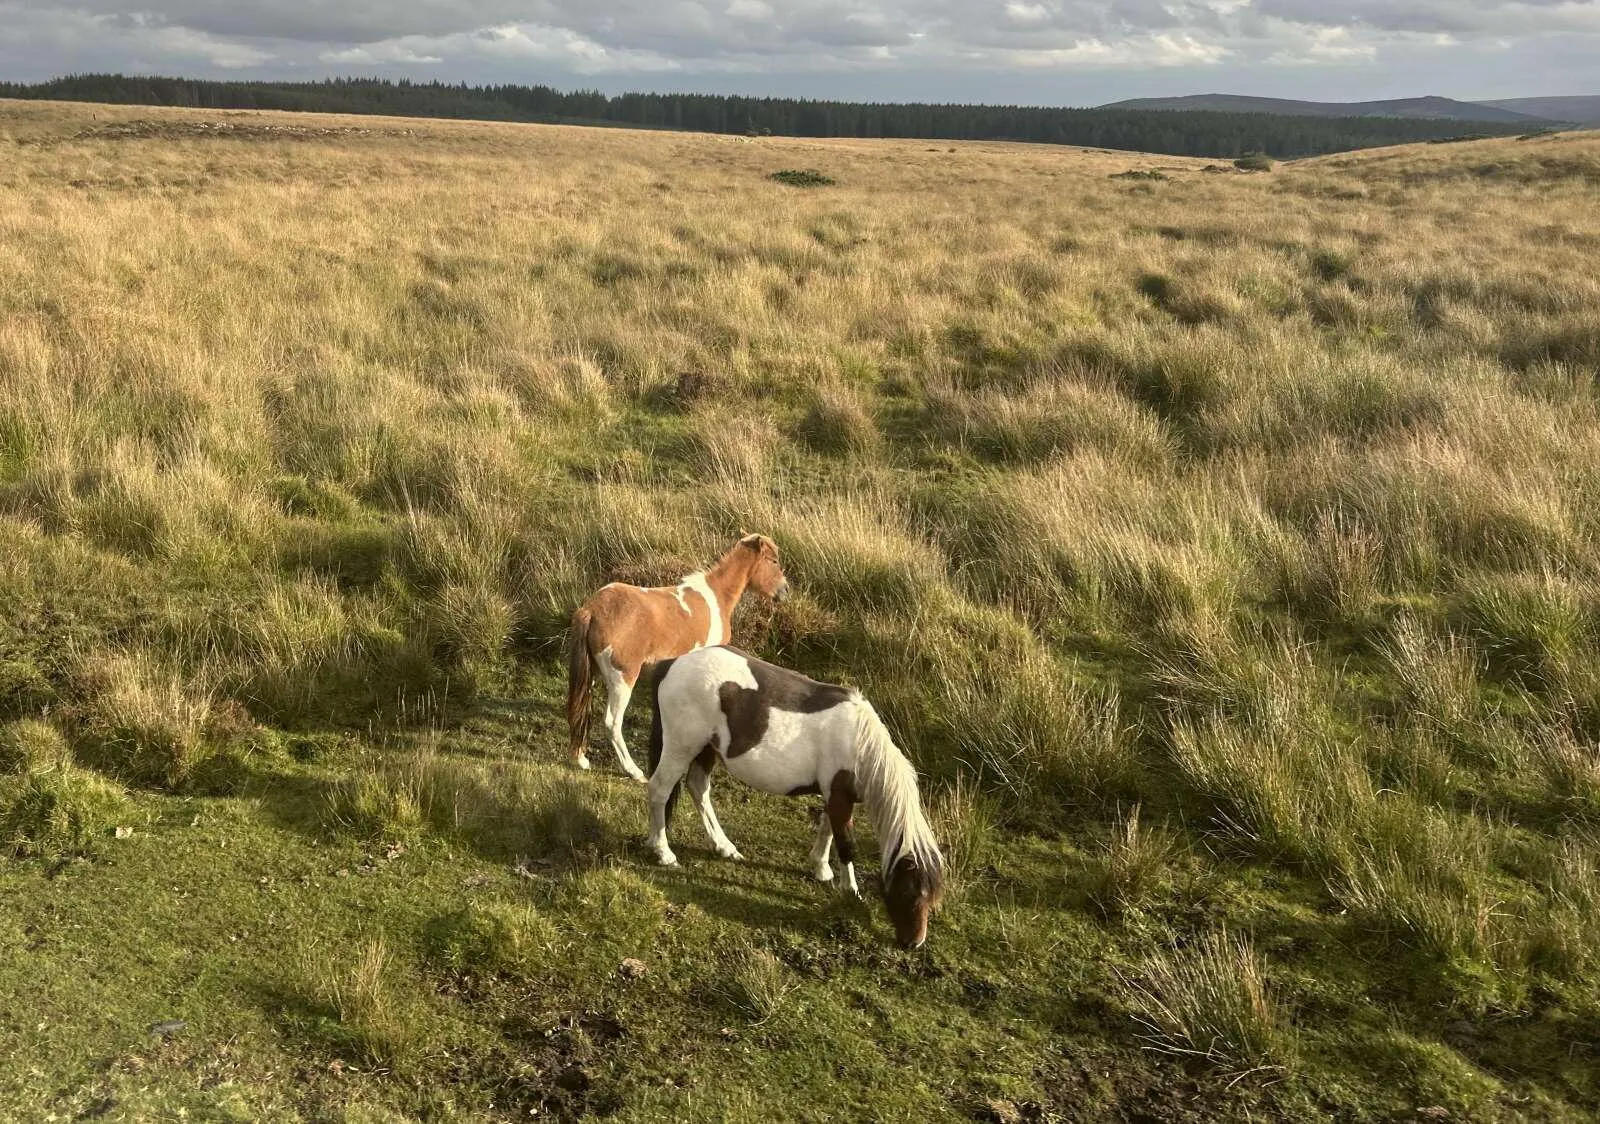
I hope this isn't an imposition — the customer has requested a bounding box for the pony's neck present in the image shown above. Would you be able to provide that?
[701,543,754,620]
[850,701,940,874]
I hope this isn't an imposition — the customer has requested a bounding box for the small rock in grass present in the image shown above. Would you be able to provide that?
[618,958,648,980]
[148,1019,186,1037]
[114,826,133,839]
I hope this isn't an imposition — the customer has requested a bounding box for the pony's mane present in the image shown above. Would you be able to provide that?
[849,698,944,883]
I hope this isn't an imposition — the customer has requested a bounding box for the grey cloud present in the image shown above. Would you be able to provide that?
[7,0,540,42]
[1,0,1597,99]
[1252,0,1600,35]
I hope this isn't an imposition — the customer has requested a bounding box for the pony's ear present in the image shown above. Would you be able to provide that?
[739,531,762,548]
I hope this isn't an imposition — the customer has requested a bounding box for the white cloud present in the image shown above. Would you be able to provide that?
[726,0,774,20]
[320,43,442,64]
[1264,24,1381,65]
[1005,2,1053,27]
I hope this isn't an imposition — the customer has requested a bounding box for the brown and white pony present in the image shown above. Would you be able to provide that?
[646,646,945,949]
[567,534,789,781]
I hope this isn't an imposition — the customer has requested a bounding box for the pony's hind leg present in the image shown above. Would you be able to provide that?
[598,651,647,783]
[646,739,698,866]
[808,809,835,882]
[685,759,742,861]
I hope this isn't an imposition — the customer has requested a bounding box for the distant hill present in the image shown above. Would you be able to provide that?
[1100,93,1547,124]
[0,74,1542,161]
[1479,96,1600,124]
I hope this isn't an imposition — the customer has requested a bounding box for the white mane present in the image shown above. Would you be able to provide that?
[849,698,943,878]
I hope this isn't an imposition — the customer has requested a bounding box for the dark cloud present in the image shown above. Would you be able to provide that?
[1,0,1596,100]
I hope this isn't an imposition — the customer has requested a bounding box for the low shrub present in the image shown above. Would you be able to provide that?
[770,169,834,187]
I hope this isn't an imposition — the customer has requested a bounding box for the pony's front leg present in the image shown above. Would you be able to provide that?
[645,764,686,866]
[808,809,835,883]
[685,765,742,861]
[826,797,860,898]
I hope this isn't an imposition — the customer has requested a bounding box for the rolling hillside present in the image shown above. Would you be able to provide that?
[1100,93,1548,122]
[1482,95,1600,124]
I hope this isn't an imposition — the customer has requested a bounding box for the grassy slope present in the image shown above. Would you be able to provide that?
[2,100,1600,1121]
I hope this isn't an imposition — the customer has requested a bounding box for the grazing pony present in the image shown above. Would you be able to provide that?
[646,646,945,948]
[567,535,789,781]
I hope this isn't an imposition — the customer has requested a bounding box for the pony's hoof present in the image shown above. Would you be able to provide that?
[813,866,834,883]
[655,851,678,867]
[626,771,648,784]
[573,755,592,771]
[719,847,745,862]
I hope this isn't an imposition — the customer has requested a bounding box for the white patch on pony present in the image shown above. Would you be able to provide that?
[845,861,860,897]
[676,571,722,648]
[809,814,835,882]
[722,703,857,795]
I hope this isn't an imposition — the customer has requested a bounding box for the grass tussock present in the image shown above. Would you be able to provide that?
[1,742,130,859]
[1087,804,1180,918]
[931,640,1138,806]
[0,718,71,775]
[922,376,1176,467]
[713,941,799,1024]
[324,743,620,864]
[1122,931,1293,1078]
[301,935,435,1066]
[795,379,878,456]
[764,490,948,614]
[928,775,998,896]
[423,900,563,983]
[68,650,252,790]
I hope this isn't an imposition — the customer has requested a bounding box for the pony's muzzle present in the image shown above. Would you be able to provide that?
[773,581,791,603]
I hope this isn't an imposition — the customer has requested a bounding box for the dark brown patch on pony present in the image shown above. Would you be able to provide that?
[694,743,718,773]
[826,769,858,867]
[715,654,853,758]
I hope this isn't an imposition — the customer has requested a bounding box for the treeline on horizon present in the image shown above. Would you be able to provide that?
[0,73,1543,158]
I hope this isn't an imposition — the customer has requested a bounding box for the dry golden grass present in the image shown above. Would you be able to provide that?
[4,98,1600,1118]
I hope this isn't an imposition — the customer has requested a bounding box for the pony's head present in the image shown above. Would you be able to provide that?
[883,849,945,949]
[739,533,790,603]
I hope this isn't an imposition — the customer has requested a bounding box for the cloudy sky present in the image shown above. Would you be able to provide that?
[2,0,1596,105]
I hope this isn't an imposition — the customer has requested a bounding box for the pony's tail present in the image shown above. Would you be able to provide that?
[648,658,681,822]
[566,606,595,763]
